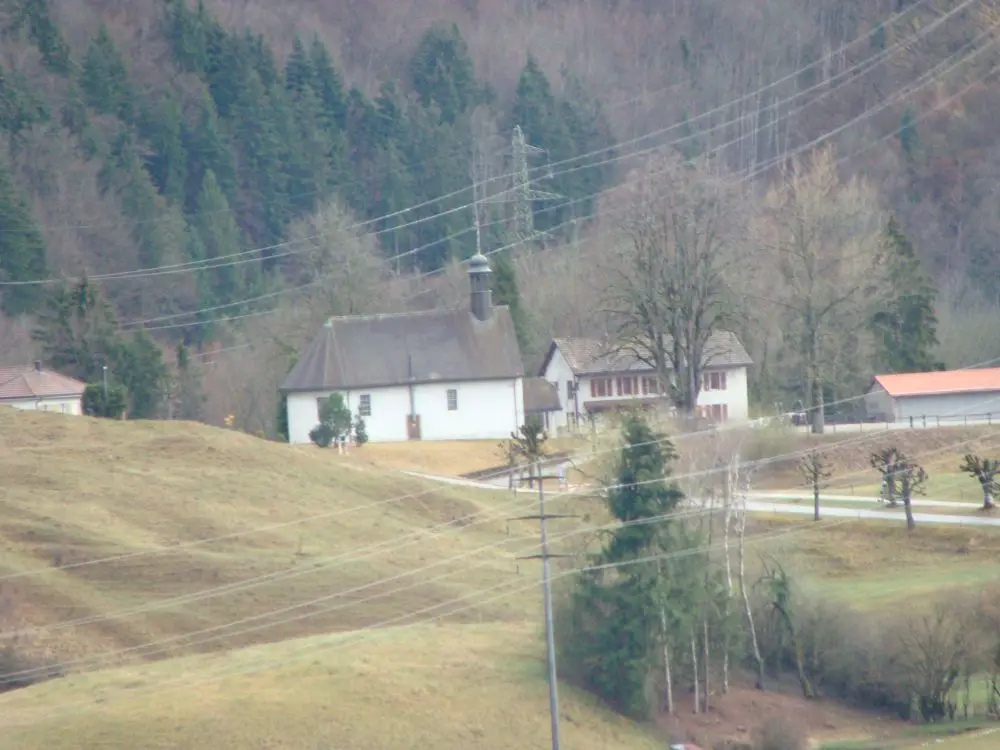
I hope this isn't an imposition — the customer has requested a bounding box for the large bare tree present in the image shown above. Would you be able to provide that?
[755,146,887,434]
[603,152,749,416]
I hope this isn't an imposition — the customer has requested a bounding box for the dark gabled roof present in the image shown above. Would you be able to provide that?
[540,330,753,376]
[523,378,561,413]
[280,306,524,392]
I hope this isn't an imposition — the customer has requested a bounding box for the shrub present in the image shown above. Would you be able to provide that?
[755,716,808,750]
[309,422,335,448]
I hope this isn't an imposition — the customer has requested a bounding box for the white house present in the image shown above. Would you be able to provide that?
[865,368,1000,424]
[280,254,525,444]
[0,361,86,414]
[538,332,753,432]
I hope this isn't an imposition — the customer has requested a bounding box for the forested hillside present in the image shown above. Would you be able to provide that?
[2,0,1000,432]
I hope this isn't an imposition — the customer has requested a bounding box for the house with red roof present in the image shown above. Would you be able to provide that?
[0,361,86,415]
[864,367,1000,424]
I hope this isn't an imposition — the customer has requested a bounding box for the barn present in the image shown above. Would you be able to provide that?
[864,368,1000,424]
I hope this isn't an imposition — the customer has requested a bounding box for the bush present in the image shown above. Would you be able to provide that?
[755,716,808,750]
[0,645,63,692]
[309,422,335,448]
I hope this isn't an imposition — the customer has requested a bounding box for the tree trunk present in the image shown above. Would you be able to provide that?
[722,459,736,694]
[662,621,674,715]
[778,607,814,699]
[902,474,916,531]
[691,629,700,714]
[813,478,820,521]
[702,618,711,712]
[981,480,994,510]
[808,322,824,435]
[737,505,765,690]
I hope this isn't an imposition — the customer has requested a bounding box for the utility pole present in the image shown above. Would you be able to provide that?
[102,364,108,403]
[510,124,560,250]
[509,457,576,750]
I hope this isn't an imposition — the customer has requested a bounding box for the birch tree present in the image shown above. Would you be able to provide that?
[755,146,887,434]
[602,152,749,416]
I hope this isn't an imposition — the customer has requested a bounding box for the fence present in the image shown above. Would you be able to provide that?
[788,413,999,433]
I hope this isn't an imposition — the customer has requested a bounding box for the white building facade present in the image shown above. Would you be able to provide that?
[281,254,526,445]
[0,363,85,415]
[539,332,753,432]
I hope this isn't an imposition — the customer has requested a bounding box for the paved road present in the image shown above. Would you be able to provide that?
[405,471,1000,527]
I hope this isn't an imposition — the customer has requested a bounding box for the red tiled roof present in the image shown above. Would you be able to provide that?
[0,365,86,401]
[873,368,1000,398]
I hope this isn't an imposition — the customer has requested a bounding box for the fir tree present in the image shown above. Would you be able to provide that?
[870,215,943,373]
[563,414,688,719]
[173,343,205,420]
[491,252,532,356]
[7,0,72,74]
[284,86,332,216]
[31,277,119,381]
[284,35,312,98]
[193,169,245,305]
[79,24,133,120]
[0,159,47,315]
[309,36,348,132]
[409,24,481,123]
[60,82,88,135]
[140,93,188,203]
[0,64,50,138]
[163,0,209,73]
[115,330,171,419]
[183,91,237,210]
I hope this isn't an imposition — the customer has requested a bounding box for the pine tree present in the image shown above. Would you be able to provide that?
[105,133,171,268]
[563,414,688,719]
[870,215,943,373]
[491,252,532,356]
[0,159,47,315]
[284,86,332,216]
[163,0,209,73]
[140,93,187,203]
[79,24,133,120]
[193,168,245,306]
[31,277,119,381]
[7,0,72,74]
[60,82,88,135]
[284,35,312,98]
[173,343,205,419]
[0,64,50,138]
[115,330,171,419]
[183,91,237,210]
[409,24,480,123]
[308,36,348,132]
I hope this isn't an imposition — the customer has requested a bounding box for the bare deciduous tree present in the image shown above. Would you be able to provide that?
[799,448,831,521]
[602,152,749,417]
[959,454,999,510]
[755,146,887,434]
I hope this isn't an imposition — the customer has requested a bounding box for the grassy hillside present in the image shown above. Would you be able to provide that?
[4,407,1000,747]
[0,406,547,666]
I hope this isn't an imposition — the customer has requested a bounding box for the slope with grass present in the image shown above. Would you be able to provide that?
[0,407,546,667]
[4,407,1000,748]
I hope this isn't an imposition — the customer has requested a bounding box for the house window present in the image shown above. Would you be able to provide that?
[590,378,613,398]
[617,377,637,397]
[359,394,372,416]
[708,404,729,422]
[702,371,728,391]
[566,380,574,403]
[446,389,458,411]
[641,377,661,395]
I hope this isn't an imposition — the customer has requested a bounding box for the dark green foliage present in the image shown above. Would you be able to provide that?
[32,278,170,419]
[870,215,943,373]
[139,93,187,202]
[5,0,72,74]
[192,168,245,307]
[491,252,532,356]
[308,37,348,132]
[173,343,205,420]
[310,393,352,447]
[79,24,133,120]
[60,83,88,135]
[284,36,312,97]
[561,414,686,719]
[409,24,482,123]
[0,65,50,138]
[83,382,128,418]
[163,0,210,74]
[0,159,47,315]
[115,330,171,419]
[183,91,237,209]
[354,414,369,445]
[899,109,919,161]
[276,392,289,442]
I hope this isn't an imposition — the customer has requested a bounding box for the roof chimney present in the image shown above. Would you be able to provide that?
[467,253,493,322]
[33,360,42,373]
